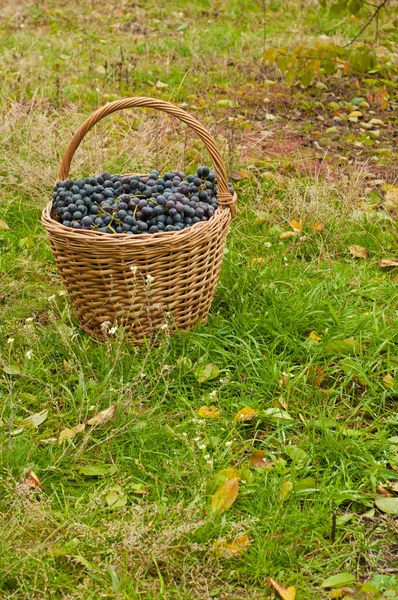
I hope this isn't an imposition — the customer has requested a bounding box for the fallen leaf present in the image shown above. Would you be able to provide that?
[321,573,357,589]
[280,231,299,239]
[348,245,368,259]
[213,468,241,489]
[155,80,168,89]
[194,363,221,383]
[198,405,221,419]
[233,407,258,422]
[269,578,296,600]
[306,365,327,387]
[211,477,239,515]
[375,497,398,515]
[383,373,395,388]
[22,409,48,428]
[58,423,85,444]
[289,219,303,233]
[263,407,293,421]
[265,113,276,120]
[87,405,115,426]
[78,465,117,477]
[0,219,10,230]
[251,256,266,265]
[328,588,356,598]
[217,98,235,108]
[312,221,325,231]
[95,65,106,74]
[376,485,393,497]
[325,337,360,355]
[279,479,293,501]
[285,445,307,464]
[131,483,148,495]
[348,111,363,118]
[249,450,275,469]
[213,533,250,558]
[106,485,128,509]
[368,118,384,126]
[309,331,322,342]
[380,258,398,268]
[24,471,42,489]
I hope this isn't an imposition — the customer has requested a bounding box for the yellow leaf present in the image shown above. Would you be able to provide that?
[269,578,297,600]
[383,373,395,388]
[312,221,325,231]
[279,479,293,501]
[198,405,221,419]
[289,219,303,233]
[249,450,275,469]
[280,231,299,239]
[0,219,10,230]
[58,423,85,444]
[24,471,42,489]
[87,405,115,426]
[213,468,241,490]
[348,245,368,259]
[348,111,363,118]
[211,477,239,515]
[233,407,259,422]
[309,331,322,342]
[251,257,266,265]
[213,533,250,558]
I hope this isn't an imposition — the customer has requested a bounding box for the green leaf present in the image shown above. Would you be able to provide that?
[194,363,221,383]
[336,513,354,526]
[263,407,293,421]
[106,485,128,509]
[348,0,362,15]
[22,409,48,428]
[312,417,339,430]
[216,99,234,108]
[294,477,317,494]
[375,497,398,515]
[324,337,360,355]
[2,364,20,375]
[321,573,357,588]
[285,445,308,464]
[78,465,115,477]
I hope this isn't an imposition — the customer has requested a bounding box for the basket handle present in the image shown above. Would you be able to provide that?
[58,97,234,210]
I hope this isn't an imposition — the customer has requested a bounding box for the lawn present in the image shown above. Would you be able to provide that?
[0,0,397,598]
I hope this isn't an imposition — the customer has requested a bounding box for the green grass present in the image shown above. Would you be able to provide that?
[1,0,398,598]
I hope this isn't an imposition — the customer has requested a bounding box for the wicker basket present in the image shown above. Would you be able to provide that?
[42,97,236,341]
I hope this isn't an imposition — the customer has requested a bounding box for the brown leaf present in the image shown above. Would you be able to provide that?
[348,245,368,259]
[233,407,258,422]
[376,485,393,497]
[0,219,10,230]
[249,450,275,469]
[289,219,303,233]
[87,405,115,426]
[211,477,239,515]
[58,423,85,445]
[24,471,42,489]
[269,578,297,600]
[198,405,221,419]
[213,533,250,558]
[380,258,398,268]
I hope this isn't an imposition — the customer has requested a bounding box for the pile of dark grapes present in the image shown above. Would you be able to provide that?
[52,167,234,235]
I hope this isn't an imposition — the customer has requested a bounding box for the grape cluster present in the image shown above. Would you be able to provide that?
[52,167,234,235]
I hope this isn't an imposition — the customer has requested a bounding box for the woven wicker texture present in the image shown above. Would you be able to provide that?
[42,97,236,341]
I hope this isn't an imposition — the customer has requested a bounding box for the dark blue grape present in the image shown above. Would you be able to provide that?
[149,225,159,233]
[137,221,148,231]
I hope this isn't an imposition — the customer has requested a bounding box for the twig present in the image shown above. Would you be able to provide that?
[344,0,389,47]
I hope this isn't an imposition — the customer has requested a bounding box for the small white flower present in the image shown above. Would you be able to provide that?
[198,443,206,450]
[204,454,210,460]
[209,390,217,399]
[225,440,233,447]
[160,323,168,330]
[48,295,56,301]
[25,317,34,323]
[264,242,272,248]
[194,436,201,442]
[146,274,154,285]
[7,338,14,344]
[26,350,33,359]
[283,256,288,262]
[182,432,187,437]
[109,326,118,335]
[100,321,111,334]
[58,290,66,296]
[282,371,288,376]
[130,265,138,274]
[206,459,213,465]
